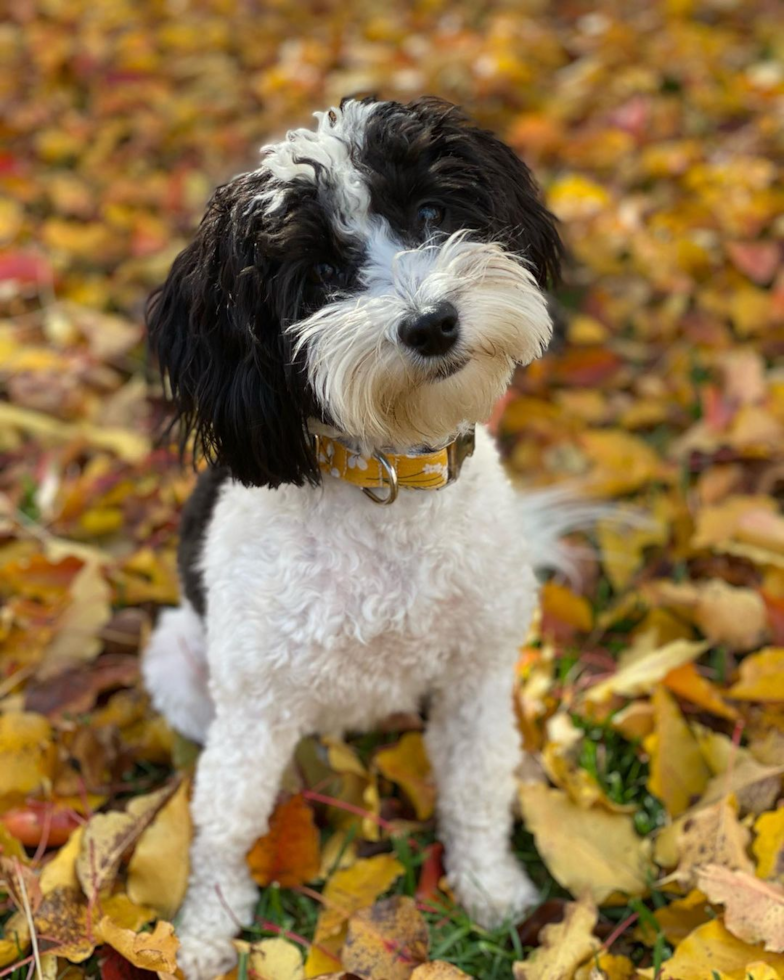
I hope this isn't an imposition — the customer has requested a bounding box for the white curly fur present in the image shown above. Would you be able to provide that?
[144,428,547,979]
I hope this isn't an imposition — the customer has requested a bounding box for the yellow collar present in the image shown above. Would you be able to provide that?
[314,429,476,505]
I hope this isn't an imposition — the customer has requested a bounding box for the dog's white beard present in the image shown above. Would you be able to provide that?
[291,232,553,451]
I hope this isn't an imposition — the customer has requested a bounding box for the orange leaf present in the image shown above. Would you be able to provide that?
[663,662,739,721]
[247,793,320,888]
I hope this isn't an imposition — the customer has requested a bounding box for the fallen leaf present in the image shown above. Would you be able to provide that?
[342,896,429,980]
[645,686,712,817]
[697,863,784,952]
[513,896,600,979]
[374,733,435,821]
[573,952,635,979]
[754,807,784,882]
[235,938,305,980]
[98,917,179,973]
[0,711,56,800]
[0,402,149,462]
[0,911,30,968]
[584,640,709,703]
[34,886,94,962]
[663,662,739,721]
[36,559,112,678]
[410,964,473,979]
[247,793,320,889]
[728,648,784,701]
[517,784,651,902]
[40,826,84,894]
[641,919,784,979]
[76,781,180,900]
[664,797,754,888]
[127,777,191,919]
[699,754,784,815]
[1,801,82,848]
[648,889,713,947]
[306,854,404,976]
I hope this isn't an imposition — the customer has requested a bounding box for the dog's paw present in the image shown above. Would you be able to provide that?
[450,858,539,929]
[177,933,237,980]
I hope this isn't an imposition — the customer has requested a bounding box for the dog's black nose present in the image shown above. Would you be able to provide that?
[398,302,459,357]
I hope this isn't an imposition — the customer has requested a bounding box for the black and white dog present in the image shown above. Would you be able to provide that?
[143,96,569,979]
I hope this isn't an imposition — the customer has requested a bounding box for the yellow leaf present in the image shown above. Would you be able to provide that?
[548,175,611,220]
[540,581,593,634]
[0,911,30,968]
[580,430,665,496]
[517,784,651,903]
[98,917,179,973]
[0,711,56,800]
[648,889,713,948]
[754,807,784,882]
[235,938,304,980]
[77,781,180,900]
[305,854,404,977]
[103,895,152,929]
[375,733,435,821]
[573,952,636,979]
[342,896,429,980]
[697,864,784,953]
[646,686,711,818]
[648,919,784,979]
[37,559,112,678]
[665,797,754,888]
[729,649,784,701]
[597,500,668,592]
[127,779,192,920]
[513,896,600,979]
[585,639,709,703]
[0,402,149,463]
[40,826,84,894]
[410,964,473,979]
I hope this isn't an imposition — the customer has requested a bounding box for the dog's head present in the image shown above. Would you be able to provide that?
[148,96,562,487]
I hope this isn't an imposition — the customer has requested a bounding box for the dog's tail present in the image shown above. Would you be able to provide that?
[517,485,619,582]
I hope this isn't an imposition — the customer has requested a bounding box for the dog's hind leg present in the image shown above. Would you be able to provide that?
[142,601,214,743]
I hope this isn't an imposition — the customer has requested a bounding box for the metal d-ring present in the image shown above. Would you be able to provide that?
[362,451,399,505]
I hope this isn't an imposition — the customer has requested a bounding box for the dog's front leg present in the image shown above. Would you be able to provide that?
[176,709,301,980]
[425,663,538,928]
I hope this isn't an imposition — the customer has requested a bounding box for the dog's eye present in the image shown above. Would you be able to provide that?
[311,262,341,285]
[416,203,445,228]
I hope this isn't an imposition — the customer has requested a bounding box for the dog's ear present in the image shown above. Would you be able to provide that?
[404,98,563,289]
[147,173,320,489]
[462,125,563,289]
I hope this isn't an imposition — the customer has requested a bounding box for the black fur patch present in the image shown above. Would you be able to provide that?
[177,467,230,617]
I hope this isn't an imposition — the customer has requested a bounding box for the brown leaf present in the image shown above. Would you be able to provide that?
[342,896,429,980]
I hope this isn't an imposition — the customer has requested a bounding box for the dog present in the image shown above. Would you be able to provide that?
[143,95,570,980]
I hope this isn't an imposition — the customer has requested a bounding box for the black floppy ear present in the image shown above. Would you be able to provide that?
[146,173,319,489]
[466,126,563,289]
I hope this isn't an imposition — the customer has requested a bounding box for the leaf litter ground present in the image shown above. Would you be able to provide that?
[1,1,783,978]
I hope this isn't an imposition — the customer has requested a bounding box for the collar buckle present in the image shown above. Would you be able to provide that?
[445,428,476,485]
